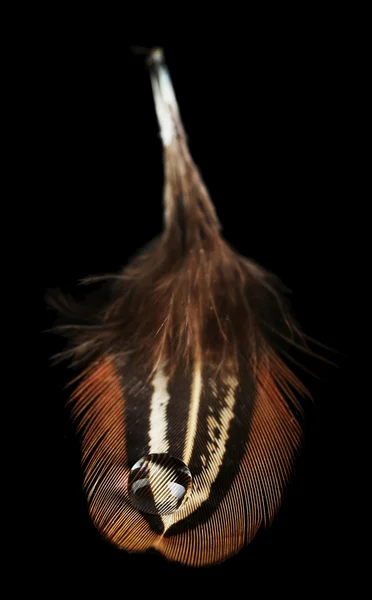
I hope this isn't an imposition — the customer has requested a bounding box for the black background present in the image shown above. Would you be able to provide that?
[33,28,362,591]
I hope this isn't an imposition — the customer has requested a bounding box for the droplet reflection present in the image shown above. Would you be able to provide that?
[128,454,192,516]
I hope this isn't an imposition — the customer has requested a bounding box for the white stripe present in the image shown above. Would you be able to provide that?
[149,364,170,454]
[183,360,203,464]
[162,374,238,531]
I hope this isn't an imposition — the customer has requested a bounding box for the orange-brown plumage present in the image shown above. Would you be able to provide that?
[49,48,314,566]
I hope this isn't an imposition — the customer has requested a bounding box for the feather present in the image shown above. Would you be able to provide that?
[48,47,316,566]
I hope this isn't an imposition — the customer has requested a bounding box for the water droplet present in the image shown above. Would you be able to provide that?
[128,454,192,515]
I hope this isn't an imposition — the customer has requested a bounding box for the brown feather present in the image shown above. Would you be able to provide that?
[48,48,316,566]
